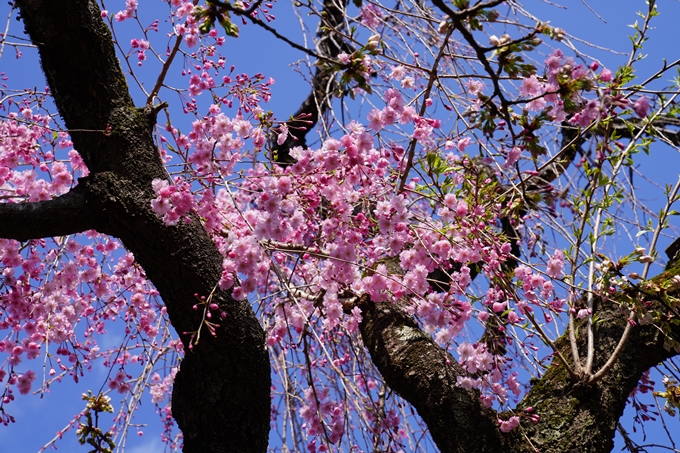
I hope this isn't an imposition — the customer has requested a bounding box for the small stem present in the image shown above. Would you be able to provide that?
[146,33,183,105]
[524,311,579,380]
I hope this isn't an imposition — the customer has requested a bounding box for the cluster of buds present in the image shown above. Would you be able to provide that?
[633,246,655,264]
[489,34,511,47]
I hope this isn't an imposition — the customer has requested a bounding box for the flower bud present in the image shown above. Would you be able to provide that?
[366,34,381,51]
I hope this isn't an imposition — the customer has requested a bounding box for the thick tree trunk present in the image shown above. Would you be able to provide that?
[359,264,680,453]
[359,299,508,453]
[13,1,271,451]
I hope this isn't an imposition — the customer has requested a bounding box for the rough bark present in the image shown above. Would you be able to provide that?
[0,187,92,240]
[359,298,509,453]
[11,1,271,452]
[359,263,680,453]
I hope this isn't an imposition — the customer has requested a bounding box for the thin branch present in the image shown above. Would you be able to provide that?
[146,33,183,105]
[269,0,351,163]
[0,6,14,59]
[580,0,607,24]
[431,0,513,128]
[524,311,579,380]
[397,26,454,193]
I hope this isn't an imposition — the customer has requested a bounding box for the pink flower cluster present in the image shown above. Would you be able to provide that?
[299,387,344,444]
[150,368,178,404]
[114,0,138,22]
[130,38,150,66]
[151,179,196,225]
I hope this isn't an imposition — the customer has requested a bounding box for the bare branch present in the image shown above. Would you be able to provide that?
[146,34,183,105]
[271,0,352,164]
[0,186,94,241]
[607,116,680,147]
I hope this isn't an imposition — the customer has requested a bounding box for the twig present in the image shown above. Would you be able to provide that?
[397,27,454,193]
[146,33,183,105]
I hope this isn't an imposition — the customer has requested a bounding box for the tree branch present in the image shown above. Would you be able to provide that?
[271,0,351,164]
[606,116,680,147]
[358,297,508,453]
[0,186,93,241]
[15,2,271,451]
[16,0,134,173]
[358,262,680,452]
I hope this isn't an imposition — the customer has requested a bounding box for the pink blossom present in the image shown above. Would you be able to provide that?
[599,68,613,82]
[498,416,520,432]
[457,136,472,151]
[17,370,36,395]
[634,96,650,118]
[520,75,543,98]
[276,123,289,146]
[466,79,484,95]
[546,249,564,278]
[367,109,383,130]
[390,65,406,80]
[503,147,522,169]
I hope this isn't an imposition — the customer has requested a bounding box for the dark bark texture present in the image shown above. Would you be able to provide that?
[11,1,271,452]
[4,1,680,453]
[358,264,680,453]
[359,298,509,453]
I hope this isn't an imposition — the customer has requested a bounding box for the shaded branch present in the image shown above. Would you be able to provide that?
[146,34,182,105]
[358,297,508,453]
[0,186,93,241]
[271,0,352,164]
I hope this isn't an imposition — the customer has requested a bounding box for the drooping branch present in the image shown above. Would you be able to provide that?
[0,187,93,241]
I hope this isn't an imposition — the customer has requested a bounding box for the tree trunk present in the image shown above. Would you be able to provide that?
[359,264,680,453]
[12,1,271,451]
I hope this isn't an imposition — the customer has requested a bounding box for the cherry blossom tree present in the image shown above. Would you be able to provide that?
[2,0,680,452]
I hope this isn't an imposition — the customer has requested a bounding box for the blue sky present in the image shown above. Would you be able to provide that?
[1,0,680,451]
